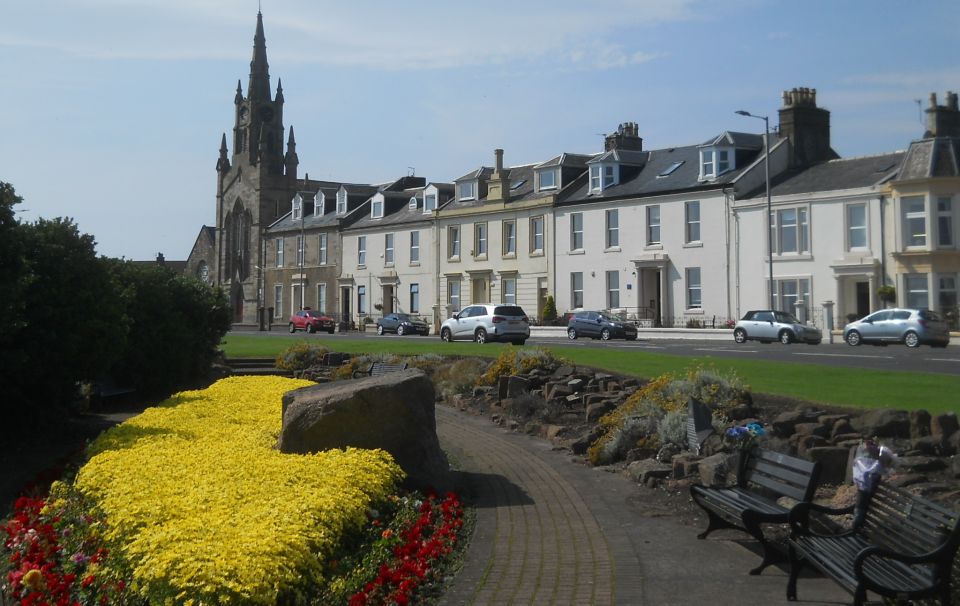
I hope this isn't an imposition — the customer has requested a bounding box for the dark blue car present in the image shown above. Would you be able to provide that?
[376,313,430,336]
[567,311,638,341]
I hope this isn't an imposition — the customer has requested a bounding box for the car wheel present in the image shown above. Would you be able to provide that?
[845,330,861,346]
[600,328,611,341]
[328,328,335,335]
[567,328,577,340]
[288,323,296,333]
[397,325,405,336]
[376,324,384,336]
[475,328,487,344]
[733,328,747,344]
[904,331,920,348]
[779,330,793,345]
[440,327,453,342]
[307,323,316,334]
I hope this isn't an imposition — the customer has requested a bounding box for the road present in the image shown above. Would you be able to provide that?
[241,329,960,375]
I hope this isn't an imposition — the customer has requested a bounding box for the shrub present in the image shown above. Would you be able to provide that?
[275,341,330,371]
[430,357,487,398]
[587,369,750,466]
[478,347,563,386]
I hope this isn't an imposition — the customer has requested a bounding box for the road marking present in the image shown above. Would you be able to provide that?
[621,344,666,349]
[694,348,758,353]
[925,358,960,363]
[793,352,894,359]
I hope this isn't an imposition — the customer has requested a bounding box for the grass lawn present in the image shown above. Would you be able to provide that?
[221,334,960,414]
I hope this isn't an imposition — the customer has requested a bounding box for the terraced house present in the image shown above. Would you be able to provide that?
[553,122,771,327]
[338,179,454,330]
[437,149,590,324]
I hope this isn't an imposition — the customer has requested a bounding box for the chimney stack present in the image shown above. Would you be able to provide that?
[924,91,960,138]
[604,122,642,152]
[487,148,510,203]
[778,87,832,168]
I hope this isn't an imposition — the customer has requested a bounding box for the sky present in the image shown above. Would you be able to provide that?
[3,0,959,260]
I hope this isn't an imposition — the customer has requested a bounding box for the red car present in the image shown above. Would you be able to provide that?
[288,309,335,334]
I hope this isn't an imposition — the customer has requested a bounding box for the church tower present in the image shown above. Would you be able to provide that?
[215,11,299,326]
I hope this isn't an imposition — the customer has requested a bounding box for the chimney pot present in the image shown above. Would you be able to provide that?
[930,92,938,108]
[494,148,504,172]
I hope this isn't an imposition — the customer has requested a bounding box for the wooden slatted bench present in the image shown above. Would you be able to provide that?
[786,483,960,606]
[690,447,821,575]
[351,361,408,378]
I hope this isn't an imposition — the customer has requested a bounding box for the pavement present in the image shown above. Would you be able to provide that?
[435,405,853,606]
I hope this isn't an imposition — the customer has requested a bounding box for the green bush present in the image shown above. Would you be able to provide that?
[104,260,231,396]
[541,295,558,325]
[430,357,487,398]
[275,342,330,371]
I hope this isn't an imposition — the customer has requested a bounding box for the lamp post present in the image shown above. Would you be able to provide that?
[735,110,774,310]
[299,208,306,310]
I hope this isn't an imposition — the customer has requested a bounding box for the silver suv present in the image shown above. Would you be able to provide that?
[439,304,530,345]
[844,308,950,348]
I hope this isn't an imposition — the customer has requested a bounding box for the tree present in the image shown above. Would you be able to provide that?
[541,295,558,325]
[3,215,127,420]
[105,261,230,395]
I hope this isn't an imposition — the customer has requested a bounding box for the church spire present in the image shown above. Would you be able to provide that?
[234,80,243,104]
[247,11,271,102]
[217,133,230,173]
[276,78,284,103]
[284,126,299,178]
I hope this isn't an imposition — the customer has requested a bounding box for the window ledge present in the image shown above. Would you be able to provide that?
[605,246,622,253]
[502,253,517,260]
[645,244,663,250]
[409,262,420,267]
[448,256,461,263]
[568,249,585,255]
[357,265,366,270]
[474,254,488,261]
[683,241,704,249]
[529,250,544,257]
[773,254,813,262]
[685,308,704,314]
[384,263,395,268]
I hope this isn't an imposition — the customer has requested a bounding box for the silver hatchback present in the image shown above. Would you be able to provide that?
[844,308,950,348]
[440,304,530,345]
[733,310,822,345]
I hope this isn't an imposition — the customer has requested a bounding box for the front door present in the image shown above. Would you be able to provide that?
[382,285,394,315]
[472,278,488,304]
[231,282,244,323]
[855,281,870,319]
[340,287,352,327]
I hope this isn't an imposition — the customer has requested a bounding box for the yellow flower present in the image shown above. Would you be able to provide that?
[21,569,44,591]
[74,376,404,605]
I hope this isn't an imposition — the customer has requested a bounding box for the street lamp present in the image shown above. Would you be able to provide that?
[735,110,775,310]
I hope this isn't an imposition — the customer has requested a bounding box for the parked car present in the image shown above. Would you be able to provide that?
[439,304,529,345]
[843,308,950,348]
[733,310,822,344]
[567,311,638,341]
[288,309,336,334]
[376,313,430,336]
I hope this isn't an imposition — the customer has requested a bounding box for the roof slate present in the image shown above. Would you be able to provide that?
[743,152,905,199]
[895,137,960,180]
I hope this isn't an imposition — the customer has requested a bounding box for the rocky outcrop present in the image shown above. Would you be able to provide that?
[279,369,450,491]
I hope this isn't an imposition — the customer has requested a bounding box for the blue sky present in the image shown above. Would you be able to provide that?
[3,0,958,260]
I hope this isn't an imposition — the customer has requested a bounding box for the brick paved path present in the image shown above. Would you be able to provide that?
[434,405,851,606]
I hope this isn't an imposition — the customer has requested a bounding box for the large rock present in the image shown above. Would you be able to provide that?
[279,369,450,491]
[851,409,910,438]
[932,413,959,442]
[626,459,672,483]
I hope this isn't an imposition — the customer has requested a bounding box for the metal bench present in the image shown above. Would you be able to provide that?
[787,483,960,606]
[690,447,821,575]
[351,361,408,378]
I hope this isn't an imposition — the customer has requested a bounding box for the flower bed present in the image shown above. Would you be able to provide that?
[4,376,411,605]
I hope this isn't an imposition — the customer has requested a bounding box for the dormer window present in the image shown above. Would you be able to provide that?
[336,189,347,215]
[408,197,418,210]
[292,194,303,220]
[588,164,618,192]
[699,147,734,180]
[424,193,437,213]
[458,181,476,201]
[537,169,556,191]
[314,192,324,217]
[371,194,384,219]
